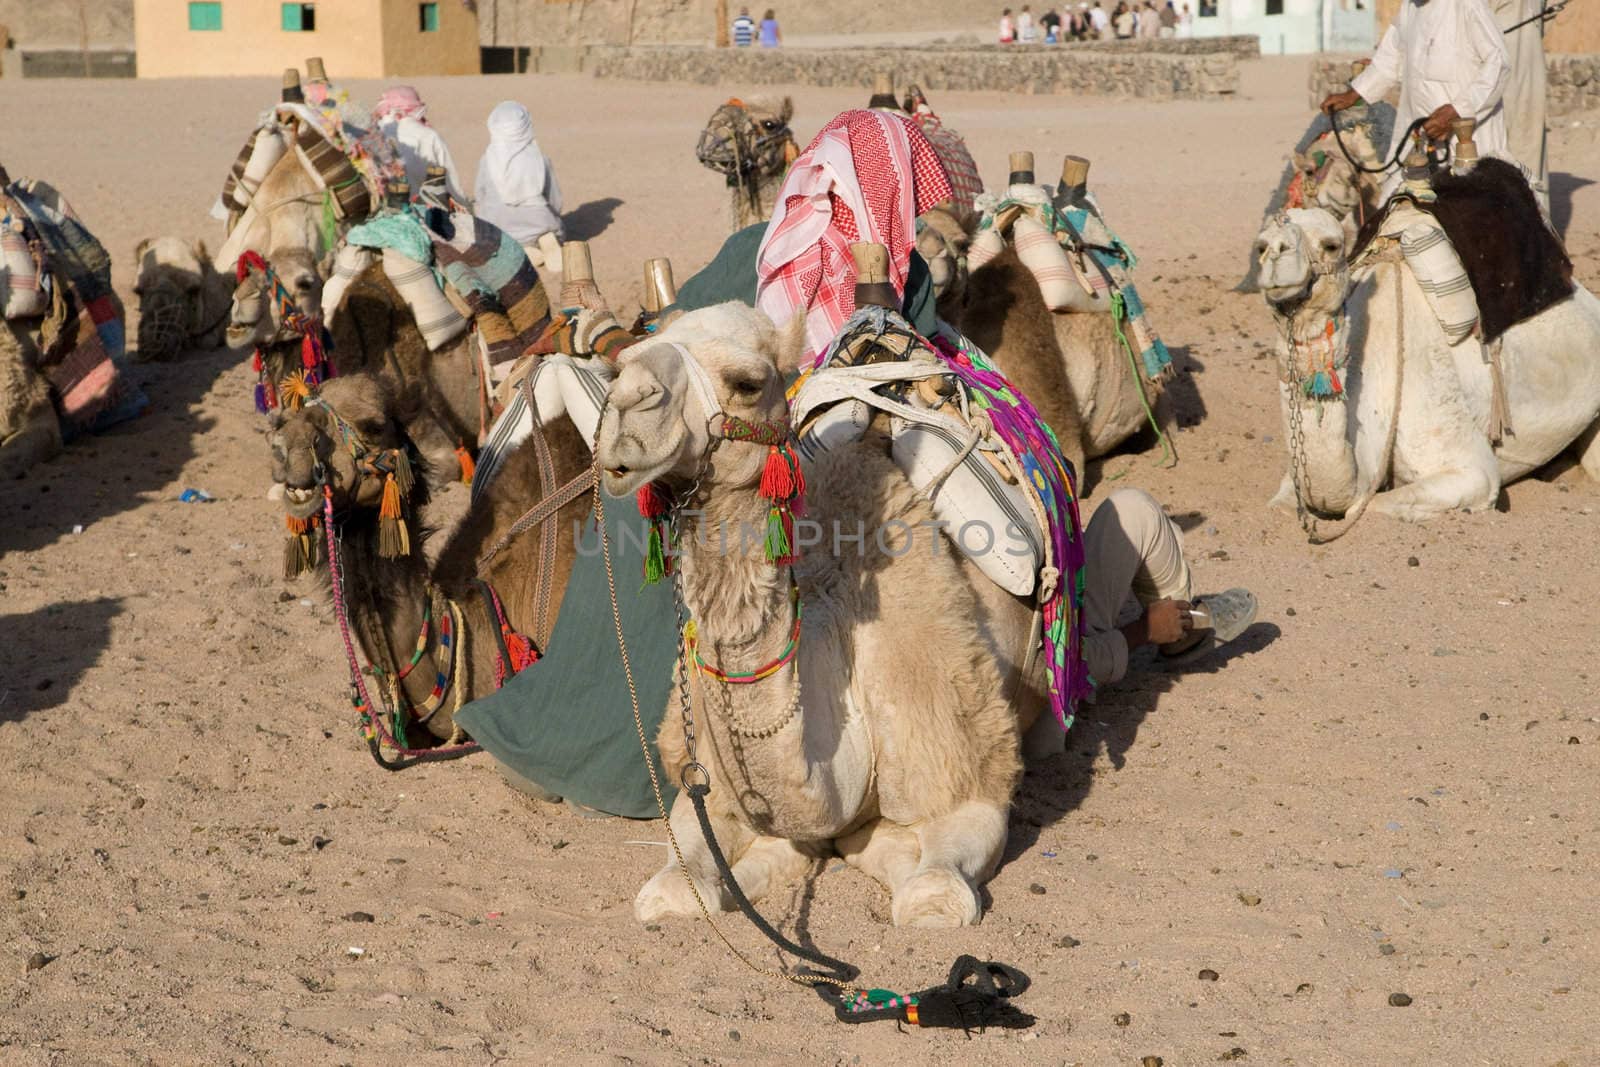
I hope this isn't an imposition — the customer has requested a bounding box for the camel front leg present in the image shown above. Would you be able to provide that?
[1574,419,1600,484]
[1268,469,1296,511]
[1367,463,1499,522]
[634,789,749,923]
[730,835,821,903]
[838,803,1009,928]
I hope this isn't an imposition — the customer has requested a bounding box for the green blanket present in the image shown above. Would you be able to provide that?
[670,221,940,338]
[455,495,679,819]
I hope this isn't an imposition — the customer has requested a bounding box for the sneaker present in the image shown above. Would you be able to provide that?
[1160,588,1258,665]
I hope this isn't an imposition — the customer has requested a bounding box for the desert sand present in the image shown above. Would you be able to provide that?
[3,59,1599,1064]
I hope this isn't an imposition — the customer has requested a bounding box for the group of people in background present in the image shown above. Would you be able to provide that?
[731,7,783,47]
[369,88,567,270]
[999,1,1193,43]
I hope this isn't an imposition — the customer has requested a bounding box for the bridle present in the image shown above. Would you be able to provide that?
[695,99,797,218]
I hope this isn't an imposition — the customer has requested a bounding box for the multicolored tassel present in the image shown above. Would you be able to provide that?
[283,513,321,579]
[756,440,805,567]
[636,481,672,584]
[454,444,476,485]
[279,369,313,411]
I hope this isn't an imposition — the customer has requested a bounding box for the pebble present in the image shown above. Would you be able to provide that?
[1237,892,1261,906]
[1295,982,1314,994]
[343,911,375,923]
[1208,550,1231,561]
[11,889,25,901]
[25,952,52,973]
[278,591,295,603]
[1057,935,1081,948]
[1142,1057,1164,1067]
[277,835,298,846]
[1388,992,1413,1007]
[1479,712,1489,721]
[551,839,569,851]
[1198,969,1219,982]
[1379,943,1396,956]
[1407,556,1420,567]
[728,1030,741,1042]
[130,796,146,810]
[312,836,332,850]
[1569,737,1581,745]
[1114,1011,1132,1027]
[1284,607,1296,617]
[1029,883,1047,896]
[1219,1048,1248,1061]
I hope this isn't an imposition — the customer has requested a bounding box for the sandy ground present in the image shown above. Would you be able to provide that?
[3,63,1600,1065]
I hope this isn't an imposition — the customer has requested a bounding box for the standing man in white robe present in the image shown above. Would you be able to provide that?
[1321,0,1511,175]
[1493,0,1549,195]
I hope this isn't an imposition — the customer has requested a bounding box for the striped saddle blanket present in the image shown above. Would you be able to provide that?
[970,184,1173,383]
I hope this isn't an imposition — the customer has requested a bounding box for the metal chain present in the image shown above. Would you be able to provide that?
[1282,326,1319,539]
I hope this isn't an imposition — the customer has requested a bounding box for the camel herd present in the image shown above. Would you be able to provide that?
[5,68,1600,933]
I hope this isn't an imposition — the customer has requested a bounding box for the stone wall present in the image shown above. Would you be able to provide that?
[589,44,1243,100]
[1309,53,1600,117]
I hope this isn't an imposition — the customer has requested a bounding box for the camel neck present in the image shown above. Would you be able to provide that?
[676,485,792,665]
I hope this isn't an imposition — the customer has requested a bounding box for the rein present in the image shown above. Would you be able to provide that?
[237,250,333,411]
[1330,112,1428,177]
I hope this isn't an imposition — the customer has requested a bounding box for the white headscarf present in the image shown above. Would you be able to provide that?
[481,101,550,204]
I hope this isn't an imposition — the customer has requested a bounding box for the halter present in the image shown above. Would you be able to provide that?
[634,342,806,581]
[237,249,334,411]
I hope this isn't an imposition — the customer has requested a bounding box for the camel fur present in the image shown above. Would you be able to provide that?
[0,321,60,479]
[133,236,233,360]
[1256,206,1600,523]
[696,96,795,232]
[595,302,1051,928]
[269,373,592,745]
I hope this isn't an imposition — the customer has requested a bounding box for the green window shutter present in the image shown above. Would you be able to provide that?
[281,3,303,31]
[188,2,223,31]
[420,3,439,32]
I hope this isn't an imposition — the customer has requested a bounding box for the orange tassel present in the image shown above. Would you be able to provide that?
[455,444,476,485]
[285,514,311,535]
[380,472,402,520]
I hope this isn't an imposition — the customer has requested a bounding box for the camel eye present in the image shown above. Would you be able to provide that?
[1320,238,1341,253]
[728,376,764,398]
[760,119,782,131]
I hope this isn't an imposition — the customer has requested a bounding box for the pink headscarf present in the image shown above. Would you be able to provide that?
[755,110,952,368]
[373,86,428,125]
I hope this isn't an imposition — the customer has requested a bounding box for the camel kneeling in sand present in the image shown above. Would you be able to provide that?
[596,302,1027,928]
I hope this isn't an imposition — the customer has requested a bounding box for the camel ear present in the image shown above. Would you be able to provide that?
[779,96,794,124]
[193,238,211,265]
[267,410,287,432]
[134,237,153,264]
[772,311,807,378]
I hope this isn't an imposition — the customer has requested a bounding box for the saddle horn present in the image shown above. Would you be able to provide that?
[562,240,594,285]
[642,258,677,315]
[1057,155,1090,206]
[868,71,900,111]
[305,56,329,85]
[850,242,898,310]
[281,67,304,104]
[1452,118,1479,172]
[1008,151,1036,187]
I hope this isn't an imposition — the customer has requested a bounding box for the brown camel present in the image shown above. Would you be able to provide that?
[695,96,797,232]
[236,254,485,488]
[269,373,593,746]
[930,180,1168,492]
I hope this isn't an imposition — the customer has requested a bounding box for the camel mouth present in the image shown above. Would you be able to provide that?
[225,323,256,346]
[1262,279,1314,311]
[282,485,322,520]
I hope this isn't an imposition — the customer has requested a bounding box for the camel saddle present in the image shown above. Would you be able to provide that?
[1357,158,1573,345]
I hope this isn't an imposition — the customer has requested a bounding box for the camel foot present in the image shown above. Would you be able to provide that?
[1267,472,1295,512]
[634,865,728,923]
[891,868,981,928]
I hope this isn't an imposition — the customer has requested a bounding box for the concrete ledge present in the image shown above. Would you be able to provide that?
[589,45,1242,100]
[1310,53,1599,117]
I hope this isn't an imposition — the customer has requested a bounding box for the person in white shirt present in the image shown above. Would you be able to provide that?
[474,101,565,273]
[1493,0,1548,194]
[1018,4,1039,41]
[372,86,468,208]
[1089,0,1111,37]
[1322,0,1511,177]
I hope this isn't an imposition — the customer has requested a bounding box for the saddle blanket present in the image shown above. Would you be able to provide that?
[471,354,611,502]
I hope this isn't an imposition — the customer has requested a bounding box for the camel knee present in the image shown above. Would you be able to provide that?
[634,864,729,922]
[730,837,817,902]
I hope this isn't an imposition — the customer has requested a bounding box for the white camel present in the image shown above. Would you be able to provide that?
[1255,206,1600,524]
[595,302,1048,928]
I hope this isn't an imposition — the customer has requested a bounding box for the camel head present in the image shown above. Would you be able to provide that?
[267,376,403,522]
[917,204,977,308]
[596,302,799,499]
[228,246,326,349]
[1253,207,1351,317]
[133,236,230,360]
[695,96,796,185]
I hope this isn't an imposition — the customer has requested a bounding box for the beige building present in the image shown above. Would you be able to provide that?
[133,0,478,79]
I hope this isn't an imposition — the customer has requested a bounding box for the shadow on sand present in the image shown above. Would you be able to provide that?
[1549,172,1594,240]
[563,197,625,242]
[0,596,124,724]
[0,346,232,555]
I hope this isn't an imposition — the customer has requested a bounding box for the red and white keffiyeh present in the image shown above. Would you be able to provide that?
[755,110,953,368]
[373,86,428,125]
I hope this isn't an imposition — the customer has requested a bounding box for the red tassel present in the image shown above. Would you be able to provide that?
[505,631,539,674]
[301,333,319,370]
[775,507,798,567]
[636,481,670,519]
[788,445,806,513]
[251,349,263,373]
[759,445,794,502]
[1327,366,1343,395]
